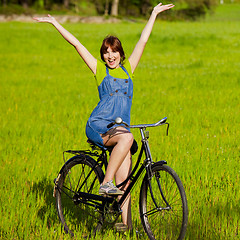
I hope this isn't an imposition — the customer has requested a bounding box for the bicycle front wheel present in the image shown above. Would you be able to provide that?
[55,154,104,237]
[139,163,188,240]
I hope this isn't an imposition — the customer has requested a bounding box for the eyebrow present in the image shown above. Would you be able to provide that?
[104,48,117,53]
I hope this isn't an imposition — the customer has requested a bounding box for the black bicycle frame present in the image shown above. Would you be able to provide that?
[118,127,167,207]
[60,119,170,214]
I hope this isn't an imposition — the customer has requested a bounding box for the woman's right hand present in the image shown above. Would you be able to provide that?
[33,14,57,24]
[33,14,97,74]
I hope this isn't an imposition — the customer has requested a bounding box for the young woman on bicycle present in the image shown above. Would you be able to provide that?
[34,2,174,230]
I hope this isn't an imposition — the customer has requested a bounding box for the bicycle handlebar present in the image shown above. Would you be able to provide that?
[130,117,168,129]
[107,117,168,129]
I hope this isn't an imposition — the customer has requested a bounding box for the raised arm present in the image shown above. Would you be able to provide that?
[33,15,97,74]
[128,3,174,74]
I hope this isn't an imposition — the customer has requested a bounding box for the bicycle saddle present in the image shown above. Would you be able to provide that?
[87,139,138,155]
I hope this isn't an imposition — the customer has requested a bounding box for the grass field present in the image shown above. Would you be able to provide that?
[1,3,240,240]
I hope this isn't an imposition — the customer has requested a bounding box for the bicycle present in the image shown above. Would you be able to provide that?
[53,117,188,239]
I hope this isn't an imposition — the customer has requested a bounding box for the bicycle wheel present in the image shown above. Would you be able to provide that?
[139,163,188,240]
[55,154,104,237]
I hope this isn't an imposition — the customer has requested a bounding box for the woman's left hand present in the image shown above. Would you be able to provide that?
[153,3,175,15]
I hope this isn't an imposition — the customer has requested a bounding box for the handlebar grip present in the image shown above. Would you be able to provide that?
[107,122,115,129]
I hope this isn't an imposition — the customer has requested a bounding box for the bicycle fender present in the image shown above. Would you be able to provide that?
[154,160,167,165]
[53,154,92,198]
[53,173,61,198]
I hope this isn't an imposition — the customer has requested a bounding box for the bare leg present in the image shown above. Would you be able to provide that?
[115,151,132,230]
[101,127,133,229]
[101,127,133,184]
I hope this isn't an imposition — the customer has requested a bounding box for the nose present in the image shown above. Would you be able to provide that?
[108,52,113,58]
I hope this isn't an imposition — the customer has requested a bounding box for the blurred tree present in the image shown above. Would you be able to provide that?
[64,0,69,8]
[94,0,105,14]
[176,0,218,19]
[111,0,119,16]
[1,0,7,6]
[104,0,109,15]
[0,0,223,19]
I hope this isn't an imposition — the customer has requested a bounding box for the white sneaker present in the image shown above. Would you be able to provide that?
[99,180,124,195]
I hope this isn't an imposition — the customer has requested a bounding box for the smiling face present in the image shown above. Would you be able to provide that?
[103,47,121,69]
[100,35,125,69]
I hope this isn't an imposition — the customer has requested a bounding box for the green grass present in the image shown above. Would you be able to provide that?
[1,3,240,240]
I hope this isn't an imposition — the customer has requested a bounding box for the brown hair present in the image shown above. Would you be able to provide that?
[100,35,125,64]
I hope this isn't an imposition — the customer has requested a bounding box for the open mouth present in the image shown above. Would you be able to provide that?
[107,58,119,68]
[108,59,116,65]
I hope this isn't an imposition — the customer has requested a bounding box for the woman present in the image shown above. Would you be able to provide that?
[34,2,174,230]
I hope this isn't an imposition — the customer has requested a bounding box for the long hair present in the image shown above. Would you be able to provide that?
[100,35,125,64]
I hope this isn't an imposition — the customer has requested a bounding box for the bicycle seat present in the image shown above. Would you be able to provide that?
[87,139,138,155]
[87,139,106,151]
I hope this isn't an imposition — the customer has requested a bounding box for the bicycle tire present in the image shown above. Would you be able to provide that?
[55,154,104,237]
[139,163,188,240]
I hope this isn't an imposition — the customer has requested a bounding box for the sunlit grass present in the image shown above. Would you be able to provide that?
[1,4,240,239]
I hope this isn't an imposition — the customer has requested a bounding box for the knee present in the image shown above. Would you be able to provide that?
[122,132,134,146]
[112,127,134,147]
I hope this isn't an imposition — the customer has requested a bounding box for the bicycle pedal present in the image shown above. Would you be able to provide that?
[114,223,128,232]
[105,194,114,198]
[101,193,108,198]
[100,193,116,198]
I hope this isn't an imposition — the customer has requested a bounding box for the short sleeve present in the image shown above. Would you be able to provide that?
[123,60,134,79]
[94,59,133,86]
[94,60,106,86]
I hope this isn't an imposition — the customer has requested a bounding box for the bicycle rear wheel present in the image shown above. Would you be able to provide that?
[55,154,104,237]
[139,163,188,240]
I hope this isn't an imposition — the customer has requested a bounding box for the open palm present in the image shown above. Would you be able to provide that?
[33,14,56,24]
[154,3,175,14]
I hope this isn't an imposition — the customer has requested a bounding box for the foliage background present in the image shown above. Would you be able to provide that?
[2,0,240,19]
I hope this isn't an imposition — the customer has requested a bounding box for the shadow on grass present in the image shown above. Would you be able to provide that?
[30,177,146,239]
[0,227,8,239]
[186,201,240,240]
[30,177,115,238]
[31,177,59,228]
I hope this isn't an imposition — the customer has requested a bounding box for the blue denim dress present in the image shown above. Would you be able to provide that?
[86,64,133,149]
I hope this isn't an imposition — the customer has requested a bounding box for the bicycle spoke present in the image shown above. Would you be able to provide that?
[55,155,104,237]
[75,164,85,192]
[140,164,188,240]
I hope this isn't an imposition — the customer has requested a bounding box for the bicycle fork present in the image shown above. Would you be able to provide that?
[147,168,171,211]
[141,128,171,211]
